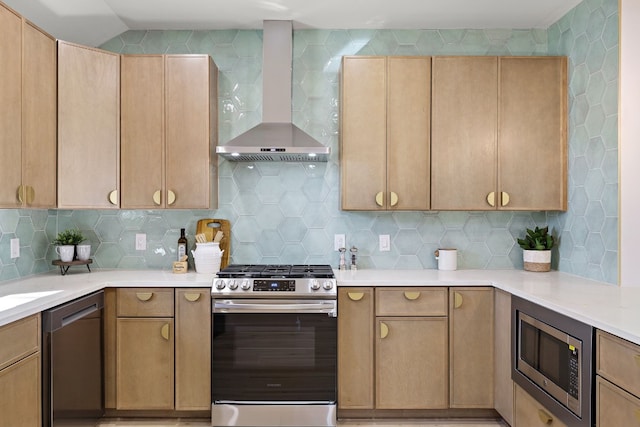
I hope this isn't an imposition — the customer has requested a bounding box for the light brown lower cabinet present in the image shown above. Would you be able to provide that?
[108,287,211,412]
[0,314,41,427]
[515,384,568,427]
[376,317,448,409]
[597,376,640,426]
[493,289,514,425]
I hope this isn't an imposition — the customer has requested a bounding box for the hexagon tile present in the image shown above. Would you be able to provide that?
[0,0,618,285]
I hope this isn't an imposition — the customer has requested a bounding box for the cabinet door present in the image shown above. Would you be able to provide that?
[165,55,217,209]
[387,57,431,210]
[22,21,57,208]
[494,289,514,424]
[121,55,164,209]
[116,318,174,410]
[340,56,386,210]
[597,376,640,427]
[499,57,567,211]
[450,287,494,408]
[431,56,498,210]
[515,384,568,427]
[0,4,22,207]
[175,289,211,410]
[376,317,448,409]
[58,41,120,209]
[338,288,374,409]
[0,352,41,427]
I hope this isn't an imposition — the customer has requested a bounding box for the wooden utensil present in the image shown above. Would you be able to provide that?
[195,219,230,269]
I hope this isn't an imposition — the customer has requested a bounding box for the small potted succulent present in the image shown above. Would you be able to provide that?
[517,226,555,272]
[53,229,85,261]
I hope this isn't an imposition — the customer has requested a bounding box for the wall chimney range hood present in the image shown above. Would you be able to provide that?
[216,20,330,162]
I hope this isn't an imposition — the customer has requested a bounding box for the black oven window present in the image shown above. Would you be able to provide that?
[234,325,315,368]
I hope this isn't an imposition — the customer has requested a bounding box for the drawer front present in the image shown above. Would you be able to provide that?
[117,288,174,317]
[376,287,447,316]
[515,384,568,427]
[597,329,640,397]
[0,314,40,370]
[597,376,640,427]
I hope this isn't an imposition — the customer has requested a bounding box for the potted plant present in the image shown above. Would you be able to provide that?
[53,229,85,261]
[517,226,555,272]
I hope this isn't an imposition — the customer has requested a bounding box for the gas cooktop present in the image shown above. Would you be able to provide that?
[212,264,336,297]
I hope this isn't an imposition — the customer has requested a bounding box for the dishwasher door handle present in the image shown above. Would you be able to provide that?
[61,304,99,328]
[43,291,104,332]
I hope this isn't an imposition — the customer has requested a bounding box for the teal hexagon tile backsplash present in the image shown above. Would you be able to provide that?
[0,0,618,284]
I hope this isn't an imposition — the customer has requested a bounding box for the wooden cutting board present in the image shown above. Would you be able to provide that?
[195,218,230,269]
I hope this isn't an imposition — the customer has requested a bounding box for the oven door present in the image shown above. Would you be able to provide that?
[212,299,337,403]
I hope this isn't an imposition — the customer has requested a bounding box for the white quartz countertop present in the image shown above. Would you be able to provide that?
[2,268,639,347]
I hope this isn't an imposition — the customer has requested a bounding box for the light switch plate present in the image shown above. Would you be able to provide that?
[379,235,390,252]
[334,234,346,251]
[135,233,146,251]
[10,238,19,258]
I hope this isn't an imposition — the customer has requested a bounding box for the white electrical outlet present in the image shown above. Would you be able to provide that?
[334,234,346,251]
[379,235,391,252]
[135,233,147,251]
[10,238,19,258]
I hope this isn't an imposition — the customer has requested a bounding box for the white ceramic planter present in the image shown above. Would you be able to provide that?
[523,249,551,272]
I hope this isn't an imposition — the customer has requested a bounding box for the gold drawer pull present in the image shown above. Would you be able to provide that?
[161,323,170,340]
[404,291,420,301]
[348,292,364,301]
[634,354,640,367]
[537,409,553,425]
[380,322,389,339]
[375,191,384,207]
[634,408,640,423]
[153,190,162,205]
[136,292,153,302]
[184,292,201,302]
[453,291,463,309]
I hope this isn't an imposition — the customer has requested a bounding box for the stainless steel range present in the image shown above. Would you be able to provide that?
[211,264,337,427]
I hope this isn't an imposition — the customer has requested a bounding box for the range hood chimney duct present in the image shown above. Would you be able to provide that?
[216,20,330,162]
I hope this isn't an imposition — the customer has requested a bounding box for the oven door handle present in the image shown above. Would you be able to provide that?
[214,299,337,315]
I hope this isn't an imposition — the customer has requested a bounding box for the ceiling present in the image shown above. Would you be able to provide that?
[4,0,583,47]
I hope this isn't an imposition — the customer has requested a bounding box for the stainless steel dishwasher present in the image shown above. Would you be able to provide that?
[42,290,104,427]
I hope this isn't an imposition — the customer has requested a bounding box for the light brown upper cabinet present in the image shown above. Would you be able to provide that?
[57,41,120,209]
[121,54,218,209]
[341,56,431,210]
[431,56,567,211]
[0,3,56,208]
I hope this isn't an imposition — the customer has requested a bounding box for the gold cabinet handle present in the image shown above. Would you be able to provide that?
[26,186,35,205]
[404,291,420,301]
[380,322,389,339]
[167,190,176,205]
[634,354,640,367]
[537,409,553,425]
[375,191,384,207]
[136,292,153,302]
[153,190,162,206]
[453,291,463,309]
[390,191,398,207]
[161,323,170,340]
[347,292,364,301]
[16,185,24,203]
[486,191,495,207]
[108,190,118,205]
[184,292,201,302]
[501,191,510,207]
[634,408,640,423]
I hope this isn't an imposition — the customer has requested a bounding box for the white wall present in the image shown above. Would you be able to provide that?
[620,0,640,286]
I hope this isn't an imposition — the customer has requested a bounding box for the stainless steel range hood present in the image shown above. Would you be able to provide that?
[216,20,330,162]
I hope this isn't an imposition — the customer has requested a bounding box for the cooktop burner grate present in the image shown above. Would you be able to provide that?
[216,264,335,279]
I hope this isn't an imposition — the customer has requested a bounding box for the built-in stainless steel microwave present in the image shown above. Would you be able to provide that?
[512,296,594,427]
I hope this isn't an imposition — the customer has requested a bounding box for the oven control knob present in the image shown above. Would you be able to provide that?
[215,279,226,290]
[228,280,238,290]
[310,279,321,290]
[240,279,251,290]
[322,280,334,290]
